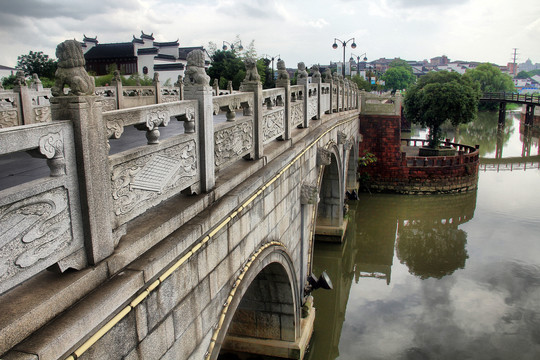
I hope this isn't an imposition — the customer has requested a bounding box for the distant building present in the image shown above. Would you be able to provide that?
[0,65,17,79]
[82,31,211,85]
[430,55,449,66]
[518,59,540,73]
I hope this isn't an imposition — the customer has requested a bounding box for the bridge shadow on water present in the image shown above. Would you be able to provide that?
[308,190,478,360]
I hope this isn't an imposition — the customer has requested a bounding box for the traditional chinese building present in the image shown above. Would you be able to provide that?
[82,31,210,84]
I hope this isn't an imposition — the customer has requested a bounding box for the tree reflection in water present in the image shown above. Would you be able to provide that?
[396,221,468,280]
[309,191,477,360]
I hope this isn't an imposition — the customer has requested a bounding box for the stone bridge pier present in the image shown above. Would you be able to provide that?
[0,41,363,360]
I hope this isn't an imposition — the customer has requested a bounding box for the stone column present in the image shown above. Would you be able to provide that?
[175,75,184,100]
[311,65,322,120]
[49,39,117,264]
[183,49,215,191]
[297,63,309,128]
[112,70,123,110]
[333,73,340,112]
[240,58,264,159]
[51,96,115,264]
[154,72,162,104]
[13,70,32,125]
[276,60,291,140]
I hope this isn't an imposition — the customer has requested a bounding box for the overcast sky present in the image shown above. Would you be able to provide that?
[1,0,539,69]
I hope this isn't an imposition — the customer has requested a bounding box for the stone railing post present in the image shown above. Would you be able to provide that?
[183,50,215,191]
[240,57,264,159]
[50,40,114,264]
[311,65,322,120]
[13,70,32,125]
[333,72,340,112]
[276,59,292,140]
[297,62,309,128]
[112,70,124,110]
[175,75,184,100]
[154,72,162,104]
[323,69,333,114]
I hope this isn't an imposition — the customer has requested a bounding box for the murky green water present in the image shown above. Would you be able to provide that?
[310,112,540,359]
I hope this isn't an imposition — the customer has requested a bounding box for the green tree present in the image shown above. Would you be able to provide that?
[351,74,371,91]
[207,49,246,90]
[404,71,481,149]
[16,50,57,78]
[382,66,415,92]
[463,63,515,110]
[1,74,18,89]
[388,58,413,72]
[516,70,530,79]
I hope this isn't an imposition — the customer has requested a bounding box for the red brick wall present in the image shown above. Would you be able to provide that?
[359,114,479,194]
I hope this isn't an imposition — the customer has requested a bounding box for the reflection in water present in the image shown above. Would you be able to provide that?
[455,111,514,157]
[309,112,540,359]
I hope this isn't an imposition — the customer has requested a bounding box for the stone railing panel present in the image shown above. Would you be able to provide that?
[104,101,200,228]
[0,91,21,128]
[214,117,254,170]
[0,121,85,294]
[94,86,117,111]
[263,108,285,144]
[28,89,52,124]
[307,84,318,120]
[290,85,304,127]
[291,102,304,128]
[320,83,331,114]
[262,88,286,143]
[122,86,157,108]
[332,84,338,112]
[212,92,254,120]
[161,86,181,103]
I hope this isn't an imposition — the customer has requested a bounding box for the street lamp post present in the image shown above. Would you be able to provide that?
[263,54,281,81]
[332,37,357,77]
[350,52,367,76]
[222,40,244,52]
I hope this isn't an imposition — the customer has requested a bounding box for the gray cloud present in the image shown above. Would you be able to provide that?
[1,0,140,20]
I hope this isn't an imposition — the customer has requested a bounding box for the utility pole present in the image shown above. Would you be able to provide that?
[512,48,518,78]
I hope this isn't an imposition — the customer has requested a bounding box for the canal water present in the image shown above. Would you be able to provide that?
[309,112,540,359]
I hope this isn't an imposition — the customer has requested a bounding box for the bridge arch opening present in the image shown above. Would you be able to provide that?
[316,144,345,241]
[209,245,301,360]
[345,137,359,192]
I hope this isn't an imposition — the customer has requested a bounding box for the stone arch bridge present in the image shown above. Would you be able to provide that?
[0,46,400,359]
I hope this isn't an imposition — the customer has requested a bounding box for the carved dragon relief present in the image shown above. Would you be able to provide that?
[263,109,285,143]
[214,120,253,167]
[0,110,19,128]
[291,103,303,127]
[111,140,198,218]
[308,96,317,119]
[0,187,73,284]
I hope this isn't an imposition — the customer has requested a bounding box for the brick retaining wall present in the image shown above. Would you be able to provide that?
[359,114,480,194]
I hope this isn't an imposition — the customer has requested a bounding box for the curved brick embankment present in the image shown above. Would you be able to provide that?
[359,114,480,194]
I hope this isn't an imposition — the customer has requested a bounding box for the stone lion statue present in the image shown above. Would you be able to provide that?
[51,39,95,96]
[323,68,332,82]
[183,50,210,86]
[243,57,260,82]
[277,59,289,80]
[297,62,308,79]
[311,65,321,80]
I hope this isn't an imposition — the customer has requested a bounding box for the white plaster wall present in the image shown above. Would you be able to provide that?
[137,54,155,79]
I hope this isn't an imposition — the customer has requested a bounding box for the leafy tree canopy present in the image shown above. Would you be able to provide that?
[207,37,272,90]
[463,63,514,111]
[382,66,415,92]
[516,70,530,79]
[16,50,57,79]
[404,71,481,148]
[388,58,413,72]
[351,74,371,91]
